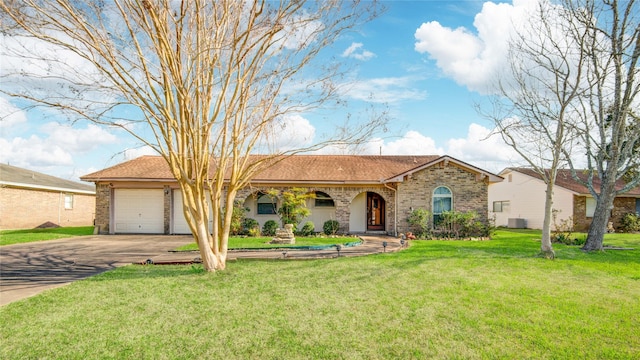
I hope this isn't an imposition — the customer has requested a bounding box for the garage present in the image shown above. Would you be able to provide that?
[172,189,213,234]
[113,189,164,234]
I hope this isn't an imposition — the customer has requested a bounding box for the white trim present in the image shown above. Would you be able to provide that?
[0,181,95,195]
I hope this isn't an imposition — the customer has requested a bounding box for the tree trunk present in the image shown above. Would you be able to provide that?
[195,224,221,272]
[582,190,615,251]
[179,182,227,272]
[540,181,555,259]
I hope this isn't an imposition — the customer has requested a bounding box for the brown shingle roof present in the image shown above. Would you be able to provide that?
[81,156,175,181]
[506,168,640,196]
[1,163,95,193]
[81,155,453,183]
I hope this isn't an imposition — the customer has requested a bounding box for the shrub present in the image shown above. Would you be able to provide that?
[262,220,278,236]
[407,208,430,238]
[230,200,249,235]
[620,213,640,233]
[241,218,259,236]
[552,233,585,246]
[551,211,576,244]
[433,210,492,239]
[299,221,315,236]
[323,220,340,235]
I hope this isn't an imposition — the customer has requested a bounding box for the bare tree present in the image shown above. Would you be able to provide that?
[0,0,385,271]
[480,0,585,258]
[561,0,640,250]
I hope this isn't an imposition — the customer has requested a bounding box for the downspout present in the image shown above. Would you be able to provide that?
[383,182,397,237]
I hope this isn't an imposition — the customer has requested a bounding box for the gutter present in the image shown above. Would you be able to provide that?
[0,181,95,195]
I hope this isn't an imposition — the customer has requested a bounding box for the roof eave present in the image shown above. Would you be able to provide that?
[81,177,176,183]
[0,181,96,195]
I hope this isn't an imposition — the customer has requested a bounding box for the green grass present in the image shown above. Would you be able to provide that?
[0,226,94,246]
[1,230,639,359]
[175,236,359,251]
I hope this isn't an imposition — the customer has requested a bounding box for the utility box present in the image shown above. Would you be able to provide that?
[508,218,527,229]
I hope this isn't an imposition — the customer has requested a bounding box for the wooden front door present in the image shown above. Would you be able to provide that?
[367,192,385,231]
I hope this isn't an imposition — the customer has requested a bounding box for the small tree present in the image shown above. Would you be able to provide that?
[268,188,314,230]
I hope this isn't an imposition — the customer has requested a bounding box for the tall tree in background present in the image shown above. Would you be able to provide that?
[480,0,585,258]
[0,0,385,271]
[562,0,640,250]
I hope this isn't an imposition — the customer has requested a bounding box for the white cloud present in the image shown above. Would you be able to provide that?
[0,135,74,167]
[414,0,539,93]
[263,114,316,152]
[41,123,118,152]
[445,123,520,172]
[342,76,427,103]
[0,97,27,129]
[0,122,118,169]
[342,42,375,61]
[124,145,159,160]
[319,125,521,173]
[279,12,324,51]
[363,131,444,155]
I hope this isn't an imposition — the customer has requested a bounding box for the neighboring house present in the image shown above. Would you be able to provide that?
[0,163,96,230]
[80,155,502,235]
[489,168,640,231]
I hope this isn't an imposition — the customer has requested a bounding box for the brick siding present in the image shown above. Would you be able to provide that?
[573,195,637,232]
[396,163,488,234]
[0,186,95,230]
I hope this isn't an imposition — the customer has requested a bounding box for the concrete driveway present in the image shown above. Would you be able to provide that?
[0,235,193,306]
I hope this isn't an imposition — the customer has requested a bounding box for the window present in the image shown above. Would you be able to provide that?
[257,194,276,215]
[586,197,596,217]
[433,186,452,224]
[64,194,74,209]
[314,192,335,207]
[493,201,510,213]
[636,199,640,216]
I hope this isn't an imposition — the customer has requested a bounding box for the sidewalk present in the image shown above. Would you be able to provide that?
[148,235,404,263]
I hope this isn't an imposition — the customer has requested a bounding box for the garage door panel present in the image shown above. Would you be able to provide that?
[114,189,164,234]
[173,190,213,234]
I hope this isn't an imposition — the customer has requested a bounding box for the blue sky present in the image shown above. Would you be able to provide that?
[1,0,536,182]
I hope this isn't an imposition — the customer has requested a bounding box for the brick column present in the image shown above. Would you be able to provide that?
[94,183,111,234]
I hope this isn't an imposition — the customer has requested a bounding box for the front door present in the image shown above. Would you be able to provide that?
[367,192,385,231]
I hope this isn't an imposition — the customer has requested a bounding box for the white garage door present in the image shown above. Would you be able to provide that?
[172,190,213,234]
[114,189,164,234]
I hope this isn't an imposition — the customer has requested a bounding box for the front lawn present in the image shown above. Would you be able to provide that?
[0,226,94,246]
[1,230,638,359]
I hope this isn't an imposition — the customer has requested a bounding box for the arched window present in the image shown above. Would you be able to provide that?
[433,186,452,224]
[314,191,335,207]
[257,193,276,214]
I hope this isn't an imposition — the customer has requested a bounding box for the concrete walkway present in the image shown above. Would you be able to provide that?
[0,234,402,306]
